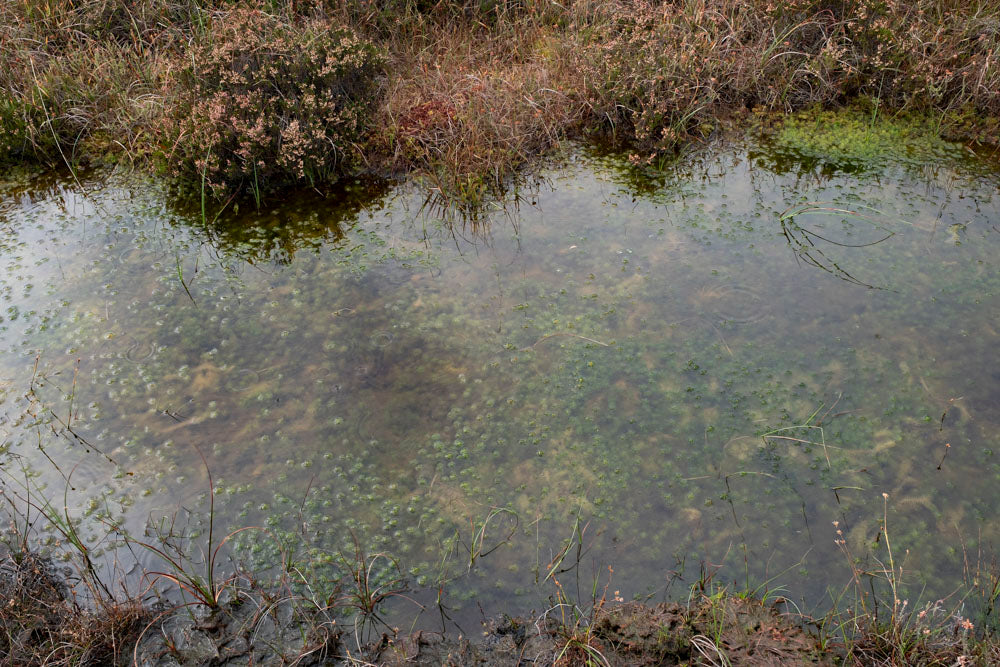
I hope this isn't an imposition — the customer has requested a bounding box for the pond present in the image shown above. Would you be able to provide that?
[1,136,999,630]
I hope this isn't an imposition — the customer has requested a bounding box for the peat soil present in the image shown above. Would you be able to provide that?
[138,596,829,666]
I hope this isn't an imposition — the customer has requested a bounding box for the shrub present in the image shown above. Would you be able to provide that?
[576,1,773,158]
[164,8,386,197]
[576,0,1000,160]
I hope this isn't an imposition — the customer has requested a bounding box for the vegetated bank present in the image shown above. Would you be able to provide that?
[4,532,1000,665]
[2,0,999,207]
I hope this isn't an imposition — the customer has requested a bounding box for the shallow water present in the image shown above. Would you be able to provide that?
[1,140,999,628]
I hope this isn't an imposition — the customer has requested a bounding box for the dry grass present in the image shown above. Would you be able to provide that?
[0,548,149,666]
[1,0,999,205]
[373,21,583,209]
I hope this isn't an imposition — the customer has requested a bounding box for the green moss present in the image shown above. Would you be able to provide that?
[766,104,967,173]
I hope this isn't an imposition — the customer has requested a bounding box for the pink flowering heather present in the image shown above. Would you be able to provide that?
[165,8,385,197]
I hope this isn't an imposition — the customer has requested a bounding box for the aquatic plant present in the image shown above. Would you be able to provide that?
[768,105,968,173]
[125,478,255,610]
[335,532,409,645]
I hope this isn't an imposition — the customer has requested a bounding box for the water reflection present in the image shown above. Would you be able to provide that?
[168,176,393,265]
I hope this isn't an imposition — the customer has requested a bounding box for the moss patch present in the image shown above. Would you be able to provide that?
[766,104,968,173]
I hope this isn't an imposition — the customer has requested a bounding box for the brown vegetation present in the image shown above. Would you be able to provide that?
[0,548,148,666]
[1,0,999,203]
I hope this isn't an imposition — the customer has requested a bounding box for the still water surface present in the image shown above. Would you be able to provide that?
[1,142,998,625]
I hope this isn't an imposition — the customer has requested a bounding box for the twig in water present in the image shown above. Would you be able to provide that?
[67,358,80,429]
[528,332,609,349]
[937,443,951,470]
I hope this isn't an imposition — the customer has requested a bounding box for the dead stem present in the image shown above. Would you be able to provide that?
[528,332,610,349]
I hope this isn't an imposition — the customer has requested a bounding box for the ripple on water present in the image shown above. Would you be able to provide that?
[370,330,394,348]
[323,333,357,359]
[378,261,412,286]
[122,336,156,362]
[226,369,260,392]
[352,353,383,386]
[703,284,767,324]
[113,246,134,267]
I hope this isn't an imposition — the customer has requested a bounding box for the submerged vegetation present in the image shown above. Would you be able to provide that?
[2,0,1000,203]
[2,137,1000,662]
[764,104,974,174]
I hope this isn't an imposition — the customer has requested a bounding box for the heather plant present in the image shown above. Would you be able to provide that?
[164,8,386,197]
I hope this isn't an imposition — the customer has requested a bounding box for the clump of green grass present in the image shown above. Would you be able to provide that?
[0,0,181,169]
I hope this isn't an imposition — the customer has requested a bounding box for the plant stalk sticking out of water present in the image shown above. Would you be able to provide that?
[336,531,408,646]
[26,354,120,469]
[0,463,114,600]
[175,253,196,304]
[459,506,518,573]
[542,513,592,586]
[937,443,951,470]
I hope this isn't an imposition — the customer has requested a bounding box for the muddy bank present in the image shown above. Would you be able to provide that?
[5,542,997,665]
[0,547,829,665]
[137,597,831,666]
